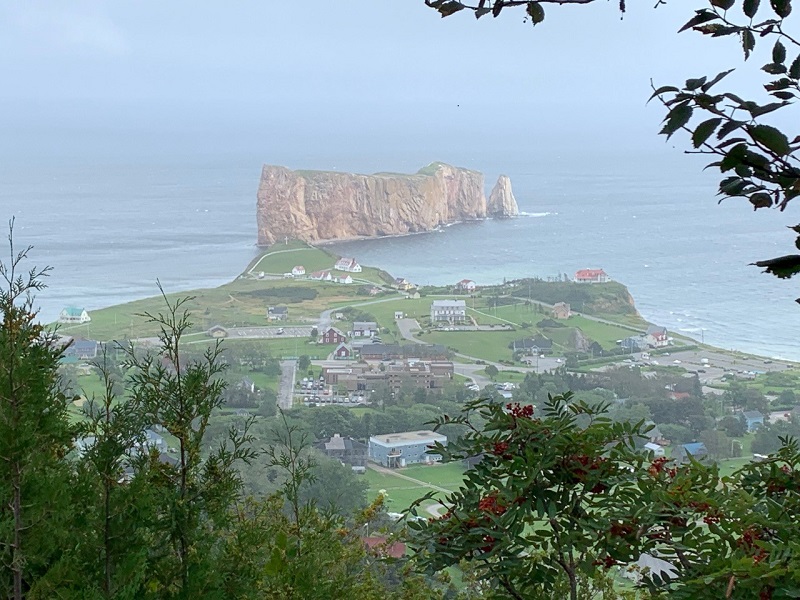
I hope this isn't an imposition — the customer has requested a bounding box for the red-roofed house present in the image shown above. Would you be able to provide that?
[310,270,333,282]
[334,257,362,273]
[455,279,476,292]
[321,327,347,345]
[574,269,610,283]
[291,265,306,276]
[362,536,406,559]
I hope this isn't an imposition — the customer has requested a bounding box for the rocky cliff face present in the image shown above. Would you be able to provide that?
[256,163,516,245]
[487,175,519,218]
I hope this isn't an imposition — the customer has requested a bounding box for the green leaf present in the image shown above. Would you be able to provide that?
[749,192,774,208]
[679,10,718,32]
[693,118,723,147]
[526,1,545,24]
[660,103,693,139]
[685,76,708,91]
[717,119,745,139]
[647,85,680,104]
[475,6,491,18]
[763,62,788,74]
[437,1,465,17]
[749,100,787,117]
[742,29,756,59]
[790,54,800,79]
[772,90,796,99]
[748,123,791,154]
[773,40,787,63]
[744,0,761,17]
[711,0,735,8]
[701,68,735,92]
[752,254,800,278]
[770,0,792,17]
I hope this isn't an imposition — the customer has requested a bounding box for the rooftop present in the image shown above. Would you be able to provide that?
[370,430,447,445]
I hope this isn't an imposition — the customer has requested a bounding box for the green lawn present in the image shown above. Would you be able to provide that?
[563,315,634,349]
[366,462,466,512]
[58,278,369,341]
[419,329,521,363]
[250,245,337,275]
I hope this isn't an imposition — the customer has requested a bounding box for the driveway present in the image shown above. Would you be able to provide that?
[277,359,297,410]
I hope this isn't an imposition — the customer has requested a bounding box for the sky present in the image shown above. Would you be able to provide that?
[0,0,756,164]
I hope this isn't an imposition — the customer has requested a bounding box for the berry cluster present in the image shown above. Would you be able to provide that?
[648,456,677,478]
[506,402,534,419]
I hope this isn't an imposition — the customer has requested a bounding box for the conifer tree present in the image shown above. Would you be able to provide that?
[0,223,74,599]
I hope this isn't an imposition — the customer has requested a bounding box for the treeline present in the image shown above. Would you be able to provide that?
[0,259,452,600]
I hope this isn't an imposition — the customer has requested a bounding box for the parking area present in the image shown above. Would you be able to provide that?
[225,326,314,339]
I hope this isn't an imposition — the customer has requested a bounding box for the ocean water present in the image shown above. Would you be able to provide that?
[2,147,798,360]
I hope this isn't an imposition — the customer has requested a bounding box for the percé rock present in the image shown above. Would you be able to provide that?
[487,175,519,218]
[256,162,517,245]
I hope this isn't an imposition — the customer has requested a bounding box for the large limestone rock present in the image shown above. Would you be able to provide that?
[487,175,519,218]
[256,162,511,245]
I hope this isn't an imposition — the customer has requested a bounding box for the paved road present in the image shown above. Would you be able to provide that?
[223,326,312,339]
[318,295,405,331]
[277,359,297,410]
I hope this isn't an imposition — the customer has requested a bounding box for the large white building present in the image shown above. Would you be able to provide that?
[430,300,467,323]
[334,257,362,273]
[59,307,91,324]
[369,430,447,468]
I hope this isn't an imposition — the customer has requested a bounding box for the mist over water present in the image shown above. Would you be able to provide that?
[1,127,798,360]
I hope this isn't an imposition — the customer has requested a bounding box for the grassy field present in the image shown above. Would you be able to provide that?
[250,245,337,275]
[366,462,466,512]
[57,278,367,341]
[564,315,633,349]
[418,329,521,362]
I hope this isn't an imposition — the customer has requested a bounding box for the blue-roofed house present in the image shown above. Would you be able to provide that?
[673,442,708,464]
[742,410,765,432]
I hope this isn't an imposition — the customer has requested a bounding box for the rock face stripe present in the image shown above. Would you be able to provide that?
[256,162,518,245]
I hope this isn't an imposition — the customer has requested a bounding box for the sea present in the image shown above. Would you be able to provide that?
[2,140,798,361]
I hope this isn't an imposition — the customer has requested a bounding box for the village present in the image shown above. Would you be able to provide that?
[53,241,800,517]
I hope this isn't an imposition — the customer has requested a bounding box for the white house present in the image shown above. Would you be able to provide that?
[59,307,91,324]
[645,325,669,348]
[291,265,306,276]
[644,442,666,457]
[574,269,610,283]
[334,257,362,273]
[352,321,379,337]
[455,279,476,292]
[430,300,467,323]
[334,274,353,284]
[310,270,333,281]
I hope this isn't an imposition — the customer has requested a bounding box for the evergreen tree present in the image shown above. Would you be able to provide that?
[124,288,257,597]
[0,226,75,599]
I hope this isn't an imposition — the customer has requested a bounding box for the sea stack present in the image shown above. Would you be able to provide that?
[487,175,519,218]
[256,162,517,245]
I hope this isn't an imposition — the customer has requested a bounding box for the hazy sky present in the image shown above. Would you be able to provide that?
[0,0,755,162]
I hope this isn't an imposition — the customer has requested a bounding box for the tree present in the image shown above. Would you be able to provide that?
[124,288,257,596]
[425,0,800,296]
[299,453,369,516]
[68,349,152,598]
[407,394,649,600]
[298,354,311,371]
[0,227,75,600]
[484,364,499,380]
